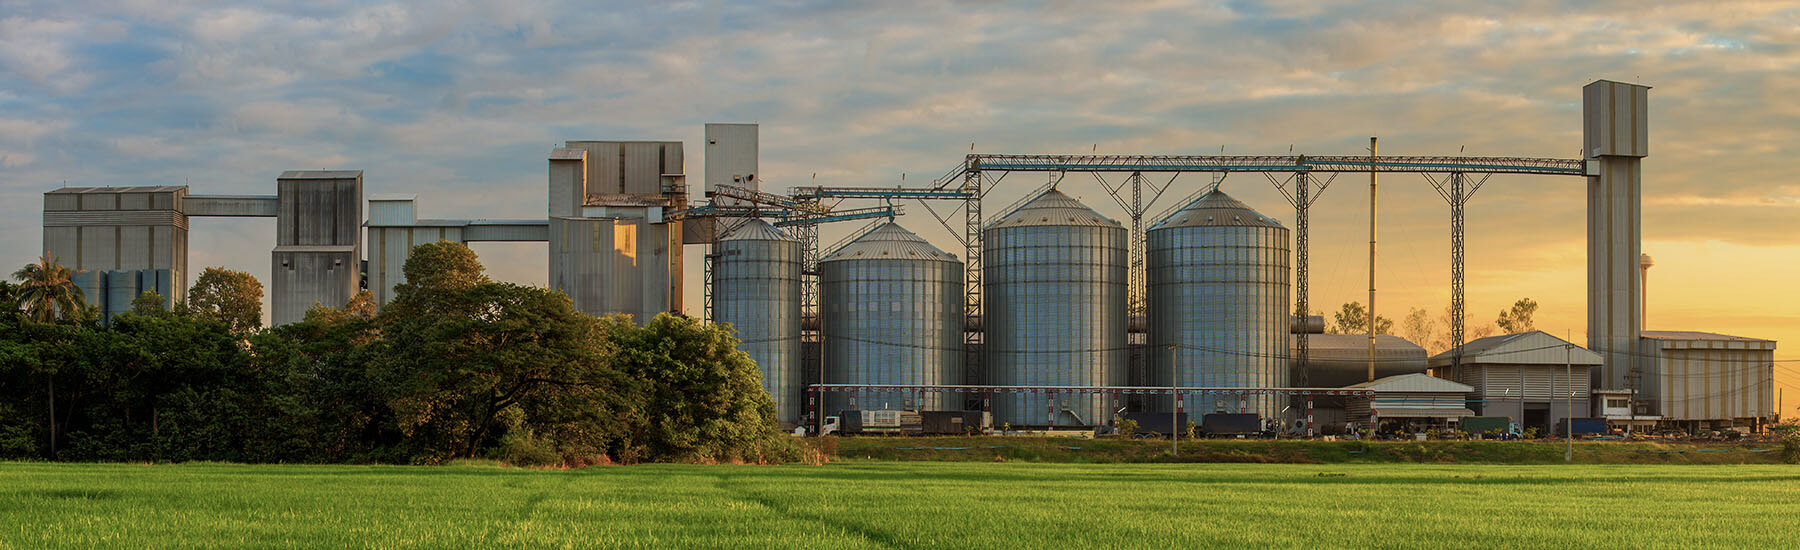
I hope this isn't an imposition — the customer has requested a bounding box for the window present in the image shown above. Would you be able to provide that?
[1606,399,1629,408]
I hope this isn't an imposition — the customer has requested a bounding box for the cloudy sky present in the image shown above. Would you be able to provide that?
[4,1,1798,403]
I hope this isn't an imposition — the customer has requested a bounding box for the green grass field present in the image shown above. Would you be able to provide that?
[4,461,1797,548]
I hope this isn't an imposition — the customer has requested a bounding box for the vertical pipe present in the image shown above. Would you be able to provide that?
[1171,344,1179,456]
[1368,137,1378,383]
[1566,333,1574,462]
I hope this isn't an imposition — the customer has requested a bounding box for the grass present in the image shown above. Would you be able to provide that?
[4,461,1798,548]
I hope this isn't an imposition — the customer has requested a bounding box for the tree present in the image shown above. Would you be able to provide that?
[607,313,796,464]
[1329,301,1391,335]
[1496,298,1539,334]
[1432,305,1498,354]
[12,253,85,322]
[130,291,173,318]
[0,280,17,316]
[187,267,264,334]
[377,242,627,463]
[1401,307,1436,349]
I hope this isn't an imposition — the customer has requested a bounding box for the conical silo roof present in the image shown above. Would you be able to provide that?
[988,188,1123,229]
[1149,189,1284,230]
[721,219,798,242]
[821,222,959,263]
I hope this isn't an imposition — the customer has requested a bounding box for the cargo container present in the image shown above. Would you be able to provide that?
[1557,417,1609,437]
[1461,416,1518,436]
[822,410,989,436]
[1201,413,1263,437]
[921,410,991,434]
[1121,411,1190,437]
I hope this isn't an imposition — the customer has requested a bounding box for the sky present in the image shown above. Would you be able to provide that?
[4,0,1798,411]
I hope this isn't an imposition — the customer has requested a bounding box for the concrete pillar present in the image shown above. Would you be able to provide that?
[1583,80,1650,392]
[272,171,363,325]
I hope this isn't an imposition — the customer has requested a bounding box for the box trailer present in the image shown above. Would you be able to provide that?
[1201,413,1263,437]
[1557,417,1609,437]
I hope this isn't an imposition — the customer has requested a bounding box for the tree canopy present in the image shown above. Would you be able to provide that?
[1496,298,1539,334]
[187,267,264,334]
[0,241,799,466]
[1328,301,1392,335]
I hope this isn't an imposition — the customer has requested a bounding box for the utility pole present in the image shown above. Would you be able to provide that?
[1171,344,1180,456]
[1368,137,1378,383]
[1566,333,1573,462]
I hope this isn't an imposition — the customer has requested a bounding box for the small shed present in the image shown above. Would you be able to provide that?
[1344,373,1475,433]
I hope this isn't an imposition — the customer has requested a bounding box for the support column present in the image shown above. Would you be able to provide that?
[963,162,983,392]
[1583,80,1650,393]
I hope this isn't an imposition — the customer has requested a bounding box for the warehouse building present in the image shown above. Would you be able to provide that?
[1432,331,1600,435]
[1637,331,1776,431]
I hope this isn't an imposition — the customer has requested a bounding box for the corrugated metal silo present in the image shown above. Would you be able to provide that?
[984,189,1128,427]
[820,222,963,414]
[713,219,804,425]
[1147,190,1291,419]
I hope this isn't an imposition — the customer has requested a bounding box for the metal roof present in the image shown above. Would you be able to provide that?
[987,188,1122,229]
[278,170,362,180]
[821,222,959,263]
[1641,330,1773,343]
[549,147,587,160]
[1372,407,1476,418]
[1149,189,1284,230]
[369,193,417,201]
[1346,373,1473,393]
[721,219,797,242]
[46,185,186,194]
[1428,330,1603,367]
[1296,334,1426,355]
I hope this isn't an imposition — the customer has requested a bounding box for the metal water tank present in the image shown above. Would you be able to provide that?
[713,219,804,425]
[1146,189,1291,419]
[984,189,1128,427]
[820,222,963,414]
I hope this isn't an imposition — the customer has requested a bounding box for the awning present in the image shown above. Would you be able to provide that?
[1374,408,1476,419]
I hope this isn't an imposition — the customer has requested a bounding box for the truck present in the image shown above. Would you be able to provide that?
[818,410,990,436]
[1200,413,1263,437]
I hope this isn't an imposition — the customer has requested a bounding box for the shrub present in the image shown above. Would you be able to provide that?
[1781,430,1800,465]
[1114,417,1139,436]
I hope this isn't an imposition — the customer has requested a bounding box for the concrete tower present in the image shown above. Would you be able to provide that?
[1584,80,1650,392]
[271,171,363,325]
[546,142,686,324]
[705,123,759,195]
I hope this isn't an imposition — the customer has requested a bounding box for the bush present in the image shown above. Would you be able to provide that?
[1114,416,1139,437]
[1781,430,1800,465]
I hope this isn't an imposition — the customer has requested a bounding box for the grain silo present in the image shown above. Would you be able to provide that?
[984,188,1128,427]
[820,222,964,414]
[713,219,804,425]
[1146,189,1290,419]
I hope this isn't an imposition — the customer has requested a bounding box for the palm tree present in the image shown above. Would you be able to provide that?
[13,253,86,322]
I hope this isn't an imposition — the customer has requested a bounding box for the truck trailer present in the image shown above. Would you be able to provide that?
[819,410,991,436]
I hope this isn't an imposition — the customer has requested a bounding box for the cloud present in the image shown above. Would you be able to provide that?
[2,1,1797,370]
